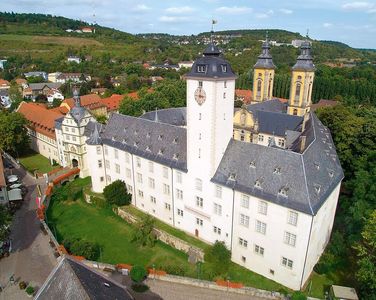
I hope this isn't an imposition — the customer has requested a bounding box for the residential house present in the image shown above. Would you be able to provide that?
[178,61,194,69]
[81,27,93,33]
[0,79,10,90]
[60,94,107,116]
[0,60,7,70]
[24,83,62,99]
[47,89,65,103]
[0,90,10,108]
[56,73,90,84]
[235,89,253,104]
[67,56,81,64]
[24,71,48,81]
[48,72,62,83]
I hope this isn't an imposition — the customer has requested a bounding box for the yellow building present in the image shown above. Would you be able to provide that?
[252,37,276,103]
[233,105,257,142]
[287,40,315,116]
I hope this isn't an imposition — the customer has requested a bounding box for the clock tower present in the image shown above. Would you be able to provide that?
[185,42,237,179]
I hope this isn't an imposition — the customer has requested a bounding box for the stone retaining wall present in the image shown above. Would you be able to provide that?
[117,207,205,262]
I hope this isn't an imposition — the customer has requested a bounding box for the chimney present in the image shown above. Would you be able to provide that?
[300,135,306,153]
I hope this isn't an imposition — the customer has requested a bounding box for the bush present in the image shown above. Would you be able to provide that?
[130,265,147,283]
[291,291,307,300]
[204,241,231,276]
[159,264,187,276]
[277,288,288,296]
[25,286,34,295]
[63,238,100,260]
[131,283,149,293]
[91,196,107,208]
[132,215,156,247]
[103,180,131,206]
[19,281,27,289]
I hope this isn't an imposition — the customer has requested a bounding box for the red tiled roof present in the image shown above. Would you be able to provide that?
[50,106,69,115]
[17,102,64,139]
[15,78,27,85]
[62,94,102,109]
[0,155,6,187]
[0,79,10,87]
[101,94,125,111]
[235,89,253,104]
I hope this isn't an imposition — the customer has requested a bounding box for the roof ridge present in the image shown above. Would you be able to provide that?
[112,112,185,129]
[300,152,314,215]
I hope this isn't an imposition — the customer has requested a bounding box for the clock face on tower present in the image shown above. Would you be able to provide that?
[194,87,206,105]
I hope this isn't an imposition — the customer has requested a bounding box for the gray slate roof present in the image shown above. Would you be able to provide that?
[292,40,315,71]
[101,113,187,171]
[256,110,303,137]
[28,82,62,91]
[247,98,287,113]
[140,107,186,126]
[212,113,343,215]
[87,122,103,145]
[254,40,276,69]
[35,256,133,300]
[55,117,64,130]
[185,43,237,80]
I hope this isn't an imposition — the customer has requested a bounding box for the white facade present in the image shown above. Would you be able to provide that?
[86,48,342,290]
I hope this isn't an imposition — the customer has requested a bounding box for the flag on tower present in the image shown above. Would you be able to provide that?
[212,20,217,25]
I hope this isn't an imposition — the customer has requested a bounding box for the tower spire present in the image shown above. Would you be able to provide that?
[203,20,221,56]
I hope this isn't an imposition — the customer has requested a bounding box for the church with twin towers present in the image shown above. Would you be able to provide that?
[83,36,343,290]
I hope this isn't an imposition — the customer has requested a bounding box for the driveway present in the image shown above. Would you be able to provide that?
[0,160,56,300]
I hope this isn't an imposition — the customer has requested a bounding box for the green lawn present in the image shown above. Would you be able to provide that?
[19,151,59,174]
[47,178,330,297]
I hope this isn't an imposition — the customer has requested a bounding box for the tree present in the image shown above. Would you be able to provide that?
[354,210,376,298]
[93,113,107,124]
[8,82,23,112]
[130,265,147,283]
[291,291,307,300]
[0,111,30,156]
[63,238,100,260]
[132,215,156,247]
[0,205,11,241]
[204,241,231,276]
[119,96,143,116]
[103,179,131,206]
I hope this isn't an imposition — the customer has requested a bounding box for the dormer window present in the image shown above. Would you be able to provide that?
[146,132,150,138]
[228,173,236,181]
[314,162,320,170]
[134,130,138,136]
[173,138,178,144]
[122,139,127,144]
[111,136,115,141]
[278,186,289,197]
[158,149,164,155]
[197,65,207,73]
[273,166,281,174]
[314,184,321,195]
[173,153,179,160]
[221,64,227,72]
[250,161,256,168]
[146,146,151,152]
[328,169,334,178]
[158,135,163,141]
[254,179,263,189]
[134,142,139,148]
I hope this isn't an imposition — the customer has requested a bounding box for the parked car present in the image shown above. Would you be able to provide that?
[7,175,19,183]
[9,183,22,189]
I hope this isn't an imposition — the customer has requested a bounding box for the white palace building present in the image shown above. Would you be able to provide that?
[46,40,343,290]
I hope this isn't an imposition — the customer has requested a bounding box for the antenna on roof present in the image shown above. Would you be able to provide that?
[211,19,217,43]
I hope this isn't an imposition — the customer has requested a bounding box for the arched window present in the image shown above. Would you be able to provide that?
[294,83,301,103]
[293,109,298,115]
[257,80,262,96]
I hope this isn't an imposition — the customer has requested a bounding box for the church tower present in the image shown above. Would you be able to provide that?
[287,39,315,116]
[185,41,237,179]
[252,35,276,103]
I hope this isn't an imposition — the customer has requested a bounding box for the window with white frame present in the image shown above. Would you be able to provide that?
[163,167,168,179]
[213,226,221,235]
[288,211,298,226]
[215,185,222,198]
[255,220,267,234]
[114,149,118,159]
[213,203,222,216]
[281,257,293,269]
[165,203,171,210]
[176,171,182,184]
[196,196,203,208]
[105,160,110,169]
[176,189,183,200]
[284,231,297,247]
[163,184,170,195]
[138,190,144,198]
[258,201,268,215]
[100,176,104,182]
[137,173,143,184]
[136,157,141,168]
[115,164,120,174]
[196,218,203,226]
[98,160,102,168]
[254,244,264,256]
[177,209,184,216]
[106,175,111,183]
[148,161,154,173]
[258,135,264,142]
[96,146,101,155]
[104,146,108,155]
[126,168,131,178]
[239,237,248,248]
[195,178,202,191]
[240,214,250,227]
[150,196,156,204]
[148,178,155,189]
[241,194,249,209]
[127,184,133,193]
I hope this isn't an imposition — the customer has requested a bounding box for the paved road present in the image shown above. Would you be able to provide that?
[0,162,56,300]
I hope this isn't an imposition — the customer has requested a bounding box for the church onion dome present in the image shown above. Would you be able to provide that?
[185,42,237,80]
[254,39,276,69]
[292,40,315,72]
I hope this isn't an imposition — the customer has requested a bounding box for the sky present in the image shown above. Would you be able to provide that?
[2,0,376,49]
